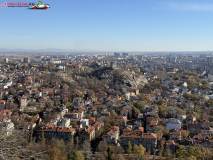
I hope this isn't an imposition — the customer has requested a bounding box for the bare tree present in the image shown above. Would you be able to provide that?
[82,140,91,158]
[0,129,49,160]
[167,106,177,118]
[98,141,108,153]
[95,153,105,160]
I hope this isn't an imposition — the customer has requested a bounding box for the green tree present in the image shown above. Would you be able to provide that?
[188,146,202,159]
[173,75,180,80]
[107,146,114,160]
[186,155,197,160]
[176,108,186,114]
[126,141,132,154]
[154,125,169,140]
[155,130,163,141]
[133,144,140,159]
[48,146,61,160]
[46,102,52,109]
[183,92,191,99]
[127,101,133,105]
[133,144,146,158]
[133,144,139,153]
[127,111,132,120]
[70,135,74,146]
[132,108,136,119]
[54,101,57,107]
[191,94,199,100]
[73,151,84,160]
[182,130,189,139]
[158,105,168,118]
[187,77,196,88]
[40,131,45,143]
[176,145,188,158]
[202,80,209,86]
[133,101,146,113]
[196,78,202,83]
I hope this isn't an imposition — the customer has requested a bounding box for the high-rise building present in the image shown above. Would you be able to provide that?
[114,52,121,57]
[24,57,30,63]
[4,58,8,63]
[138,55,143,61]
[122,52,128,57]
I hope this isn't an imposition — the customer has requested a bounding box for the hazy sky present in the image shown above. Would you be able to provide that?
[1,0,213,51]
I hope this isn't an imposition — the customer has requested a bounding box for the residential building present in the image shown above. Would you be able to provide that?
[120,132,157,153]
[166,118,181,130]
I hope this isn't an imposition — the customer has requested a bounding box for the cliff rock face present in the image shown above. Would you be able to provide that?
[120,70,148,88]
[92,68,148,88]
[54,72,75,83]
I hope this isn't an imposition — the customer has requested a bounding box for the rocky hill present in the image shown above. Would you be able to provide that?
[92,67,148,88]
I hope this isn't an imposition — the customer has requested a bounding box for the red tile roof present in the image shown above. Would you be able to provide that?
[142,133,157,139]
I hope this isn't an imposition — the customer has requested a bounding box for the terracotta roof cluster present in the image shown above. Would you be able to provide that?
[170,129,181,136]
[73,97,81,100]
[92,121,103,129]
[117,115,127,122]
[147,119,158,126]
[147,117,158,126]
[57,127,75,133]
[142,133,157,139]
[103,126,119,137]
[78,107,86,111]
[120,132,141,138]
[0,110,12,116]
[194,134,213,143]
[165,140,175,145]
[197,119,209,123]
[134,126,144,133]
[37,124,75,133]
[108,126,119,133]
[91,107,97,111]
[0,100,6,104]
[122,127,132,132]
[80,126,95,135]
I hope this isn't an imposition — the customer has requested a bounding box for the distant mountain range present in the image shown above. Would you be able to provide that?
[0,48,108,52]
[0,48,213,53]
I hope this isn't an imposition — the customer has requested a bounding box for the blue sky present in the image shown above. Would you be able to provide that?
[1,0,213,52]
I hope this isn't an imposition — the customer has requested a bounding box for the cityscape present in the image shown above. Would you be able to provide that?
[2,0,213,159]
[0,52,213,159]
